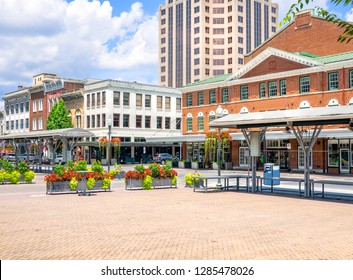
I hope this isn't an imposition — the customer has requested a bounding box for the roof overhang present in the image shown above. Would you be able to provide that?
[210,105,353,129]
[145,134,206,143]
[0,128,94,140]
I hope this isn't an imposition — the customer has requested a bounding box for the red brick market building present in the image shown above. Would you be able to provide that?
[180,11,353,174]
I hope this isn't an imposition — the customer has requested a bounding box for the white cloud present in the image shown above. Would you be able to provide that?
[346,8,353,21]
[0,0,160,93]
[274,0,328,23]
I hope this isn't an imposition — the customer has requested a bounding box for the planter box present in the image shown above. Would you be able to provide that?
[191,162,199,169]
[125,179,143,190]
[165,160,173,166]
[47,181,74,194]
[47,180,110,195]
[178,161,185,168]
[153,178,173,187]
[114,171,126,180]
[212,163,219,170]
[125,178,176,190]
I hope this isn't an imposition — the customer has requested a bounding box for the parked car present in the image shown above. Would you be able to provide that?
[19,153,36,162]
[42,157,51,164]
[3,153,16,162]
[54,155,64,164]
[152,153,177,164]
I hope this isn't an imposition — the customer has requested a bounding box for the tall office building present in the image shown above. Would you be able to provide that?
[159,0,278,88]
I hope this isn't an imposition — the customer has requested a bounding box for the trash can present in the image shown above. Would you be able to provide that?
[264,163,280,185]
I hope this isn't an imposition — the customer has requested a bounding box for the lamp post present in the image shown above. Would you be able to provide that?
[107,116,112,172]
[215,104,224,188]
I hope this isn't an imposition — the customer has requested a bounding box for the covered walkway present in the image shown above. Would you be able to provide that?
[210,105,353,198]
[0,128,93,164]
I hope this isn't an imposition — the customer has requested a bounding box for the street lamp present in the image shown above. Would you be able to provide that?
[107,115,112,172]
[215,104,224,188]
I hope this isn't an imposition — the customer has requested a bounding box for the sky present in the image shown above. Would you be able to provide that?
[0,0,352,97]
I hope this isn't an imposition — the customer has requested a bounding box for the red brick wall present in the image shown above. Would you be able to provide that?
[242,56,310,78]
[245,12,353,63]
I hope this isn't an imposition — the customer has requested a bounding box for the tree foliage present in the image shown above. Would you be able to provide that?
[281,0,353,43]
[46,99,73,130]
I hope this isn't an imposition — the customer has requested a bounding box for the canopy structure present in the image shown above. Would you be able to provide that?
[210,105,353,198]
[0,128,94,164]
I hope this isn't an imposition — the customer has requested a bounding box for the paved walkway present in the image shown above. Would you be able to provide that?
[1,172,353,260]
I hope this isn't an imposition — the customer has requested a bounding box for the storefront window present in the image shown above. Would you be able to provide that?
[239,147,249,166]
[298,147,313,169]
[328,139,339,167]
[239,141,249,167]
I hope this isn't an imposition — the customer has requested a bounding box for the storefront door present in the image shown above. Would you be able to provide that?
[340,149,350,173]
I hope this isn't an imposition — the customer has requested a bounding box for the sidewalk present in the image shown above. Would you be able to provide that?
[0,171,353,260]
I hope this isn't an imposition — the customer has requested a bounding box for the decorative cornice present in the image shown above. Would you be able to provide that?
[227,47,322,81]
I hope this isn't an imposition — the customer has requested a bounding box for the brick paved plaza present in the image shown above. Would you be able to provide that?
[1,172,353,260]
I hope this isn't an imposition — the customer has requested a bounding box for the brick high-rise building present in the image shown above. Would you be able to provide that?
[159,0,278,88]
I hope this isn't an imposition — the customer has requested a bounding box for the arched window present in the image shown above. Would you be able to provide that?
[197,112,204,131]
[186,113,193,132]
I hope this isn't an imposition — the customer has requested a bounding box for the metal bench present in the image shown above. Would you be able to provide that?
[259,177,314,197]
[312,180,353,198]
[192,175,228,193]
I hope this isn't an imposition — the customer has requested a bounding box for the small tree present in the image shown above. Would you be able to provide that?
[46,100,73,130]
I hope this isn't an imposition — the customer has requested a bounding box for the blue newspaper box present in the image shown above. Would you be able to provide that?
[264,163,280,185]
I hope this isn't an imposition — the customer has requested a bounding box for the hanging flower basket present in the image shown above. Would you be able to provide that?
[204,131,232,164]
[111,137,121,158]
[99,137,109,153]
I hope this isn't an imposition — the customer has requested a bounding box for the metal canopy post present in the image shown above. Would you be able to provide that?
[291,124,322,198]
[241,128,266,192]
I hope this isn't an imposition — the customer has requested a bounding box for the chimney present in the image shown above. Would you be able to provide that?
[295,10,312,30]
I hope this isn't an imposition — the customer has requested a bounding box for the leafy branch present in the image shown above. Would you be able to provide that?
[280,0,353,43]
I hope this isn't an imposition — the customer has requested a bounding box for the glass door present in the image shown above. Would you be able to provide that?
[340,149,350,173]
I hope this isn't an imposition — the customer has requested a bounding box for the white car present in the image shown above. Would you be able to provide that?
[54,155,64,164]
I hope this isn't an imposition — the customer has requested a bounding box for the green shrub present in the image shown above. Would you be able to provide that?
[65,161,75,170]
[1,159,14,172]
[7,171,21,184]
[86,178,95,190]
[134,165,146,173]
[102,177,111,189]
[54,164,65,176]
[148,163,160,178]
[171,175,177,186]
[16,160,30,174]
[74,160,87,171]
[184,172,202,187]
[69,177,78,191]
[142,175,153,190]
[91,161,103,173]
[0,170,6,183]
[24,170,35,183]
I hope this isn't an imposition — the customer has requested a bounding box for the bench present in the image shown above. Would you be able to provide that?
[192,175,228,193]
[259,177,314,197]
[225,175,261,192]
[312,180,353,198]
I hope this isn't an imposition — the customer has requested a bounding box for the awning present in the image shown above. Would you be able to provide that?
[210,105,353,129]
[0,128,94,140]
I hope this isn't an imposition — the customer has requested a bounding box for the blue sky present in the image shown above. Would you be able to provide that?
[0,0,352,98]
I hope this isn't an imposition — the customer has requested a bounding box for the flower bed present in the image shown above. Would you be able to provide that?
[0,159,35,184]
[45,160,113,195]
[125,163,177,190]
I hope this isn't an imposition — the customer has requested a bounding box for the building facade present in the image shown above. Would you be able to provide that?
[3,86,31,135]
[181,11,353,174]
[159,0,278,87]
[43,78,84,130]
[84,80,182,163]
[29,73,60,132]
